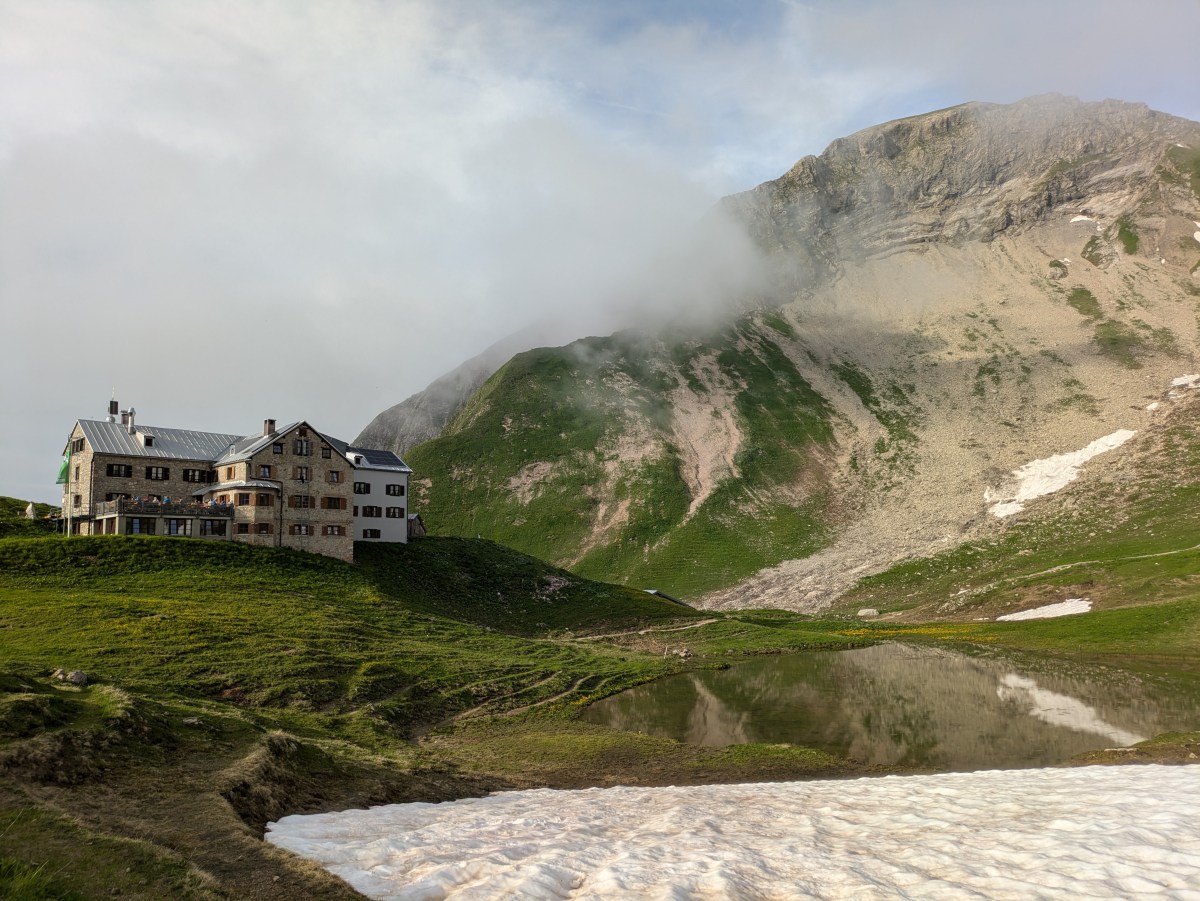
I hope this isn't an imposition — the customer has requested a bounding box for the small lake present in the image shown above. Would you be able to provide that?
[581,643,1200,771]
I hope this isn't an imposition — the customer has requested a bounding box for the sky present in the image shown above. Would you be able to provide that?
[3,0,1199,504]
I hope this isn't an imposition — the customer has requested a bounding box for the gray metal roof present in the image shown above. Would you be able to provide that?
[214,422,301,464]
[345,445,412,473]
[77,420,244,461]
[76,417,409,472]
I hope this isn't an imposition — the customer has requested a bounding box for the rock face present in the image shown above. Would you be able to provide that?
[369,95,1200,609]
[356,339,518,456]
[723,94,1199,292]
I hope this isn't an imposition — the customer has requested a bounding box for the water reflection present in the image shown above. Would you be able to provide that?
[581,643,1200,771]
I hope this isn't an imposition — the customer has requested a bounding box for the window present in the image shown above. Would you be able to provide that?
[362,505,382,518]
[72,494,81,508]
[127,518,156,535]
[321,497,347,510]
[164,519,191,536]
[236,523,250,535]
[259,465,272,478]
[293,466,309,481]
[74,465,80,480]
[256,493,274,507]
[352,505,359,517]
[321,447,332,459]
[290,523,311,536]
[183,468,207,483]
[385,483,405,496]
[272,442,284,455]
[294,439,311,456]
[146,466,169,480]
[290,495,311,509]
[255,523,272,535]
[143,436,155,447]
[299,427,308,437]
[237,493,251,506]
[226,466,235,479]
[353,482,370,494]
[106,463,133,478]
[385,507,405,519]
[218,494,230,504]
[71,437,85,453]
[363,528,381,539]
[200,520,227,536]
[327,471,341,483]
[323,525,345,536]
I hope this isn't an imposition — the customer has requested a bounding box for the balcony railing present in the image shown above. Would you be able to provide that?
[94,499,234,518]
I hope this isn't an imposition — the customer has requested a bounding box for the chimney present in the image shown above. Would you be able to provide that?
[263,418,276,436]
[126,407,136,434]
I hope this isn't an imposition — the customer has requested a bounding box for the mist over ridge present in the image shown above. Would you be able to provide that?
[380,93,1200,609]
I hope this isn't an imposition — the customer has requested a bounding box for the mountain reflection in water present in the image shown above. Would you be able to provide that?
[581,643,1200,771]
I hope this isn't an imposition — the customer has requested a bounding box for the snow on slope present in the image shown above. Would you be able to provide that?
[997,598,1092,621]
[267,765,1200,900]
[987,430,1136,518]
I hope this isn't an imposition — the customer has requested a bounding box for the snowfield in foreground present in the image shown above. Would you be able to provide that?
[267,765,1200,900]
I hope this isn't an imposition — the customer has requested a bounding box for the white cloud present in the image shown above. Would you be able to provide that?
[2,0,1198,503]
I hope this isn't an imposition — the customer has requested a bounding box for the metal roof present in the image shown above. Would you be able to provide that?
[75,417,409,472]
[214,422,301,464]
[345,445,413,473]
[76,420,244,461]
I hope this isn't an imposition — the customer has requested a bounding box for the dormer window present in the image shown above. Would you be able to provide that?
[143,435,155,447]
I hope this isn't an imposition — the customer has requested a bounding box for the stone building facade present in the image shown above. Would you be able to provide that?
[59,402,413,563]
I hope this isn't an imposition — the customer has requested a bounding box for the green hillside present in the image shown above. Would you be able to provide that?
[0,496,57,538]
[406,321,837,596]
[0,535,860,898]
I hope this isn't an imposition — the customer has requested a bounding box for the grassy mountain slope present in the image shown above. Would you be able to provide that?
[397,96,1200,610]
[406,323,837,597]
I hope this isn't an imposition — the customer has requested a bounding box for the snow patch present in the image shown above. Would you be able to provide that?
[266,766,1200,900]
[1070,215,1093,223]
[1146,401,1160,412]
[987,430,1136,518]
[1171,374,1200,389]
[996,598,1092,621]
[1193,231,1200,244]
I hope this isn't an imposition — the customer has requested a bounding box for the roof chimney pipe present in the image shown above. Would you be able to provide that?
[126,407,136,434]
[264,418,276,436]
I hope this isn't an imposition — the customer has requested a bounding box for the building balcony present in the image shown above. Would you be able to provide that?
[94,499,234,518]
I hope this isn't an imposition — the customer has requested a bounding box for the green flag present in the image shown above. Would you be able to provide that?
[55,449,70,485]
